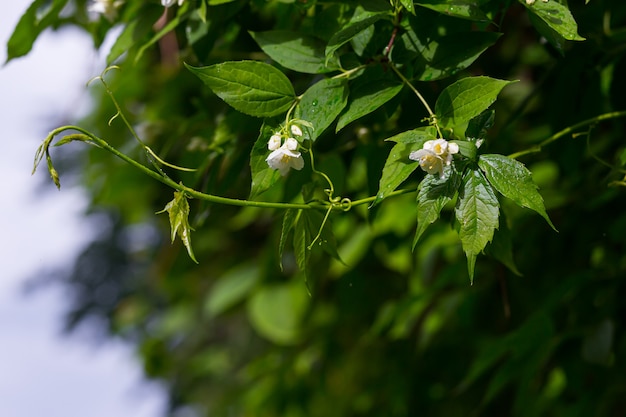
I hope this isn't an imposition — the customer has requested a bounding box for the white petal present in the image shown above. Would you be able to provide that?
[268,135,282,150]
[162,0,177,7]
[284,137,299,151]
[290,155,305,171]
[422,140,435,151]
[290,125,303,137]
[448,142,459,154]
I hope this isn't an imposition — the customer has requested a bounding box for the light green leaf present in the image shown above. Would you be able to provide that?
[6,0,70,62]
[522,0,585,42]
[186,61,296,117]
[250,31,339,74]
[415,1,490,22]
[325,13,388,64]
[247,281,310,345]
[400,0,415,14]
[336,79,403,132]
[478,154,555,230]
[204,264,260,317]
[295,78,348,142]
[249,123,281,199]
[157,190,198,263]
[107,10,163,64]
[374,129,437,205]
[455,169,500,282]
[414,167,461,247]
[435,76,513,130]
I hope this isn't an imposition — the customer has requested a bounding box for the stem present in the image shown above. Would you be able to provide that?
[42,126,416,211]
[389,63,443,138]
[508,110,626,159]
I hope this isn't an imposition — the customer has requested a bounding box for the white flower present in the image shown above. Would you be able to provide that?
[88,0,123,21]
[266,137,304,176]
[290,124,303,137]
[162,0,185,7]
[268,134,282,151]
[410,138,459,178]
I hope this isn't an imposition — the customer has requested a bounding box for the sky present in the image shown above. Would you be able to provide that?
[0,2,167,416]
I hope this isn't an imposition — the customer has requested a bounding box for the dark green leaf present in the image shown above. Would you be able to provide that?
[279,209,299,271]
[465,109,495,140]
[250,31,339,74]
[485,218,522,276]
[325,13,388,64]
[186,61,296,117]
[414,168,461,247]
[336,79,403,132]
[455,169,500,282]
[435,76,513,130]
[157,190,198,263]
[415,1,490,22]
[478,154,555,230]
[295,78,348,142]
[414,32,501,81]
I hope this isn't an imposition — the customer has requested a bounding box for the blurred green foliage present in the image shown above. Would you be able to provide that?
[11,0,626,416]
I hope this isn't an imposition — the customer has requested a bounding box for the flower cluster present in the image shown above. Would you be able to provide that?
[88,0,124,21]
[162,0,185,7]
[266,124,305,176]
[409,138,459,178]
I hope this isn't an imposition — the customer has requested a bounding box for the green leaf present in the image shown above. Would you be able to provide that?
[336,78,403,132]
[107,10,163,64]
[157,190,198,263]
[204,264,260,317]
[455,169,500,282]
[186,61,296,117]
[303,210,342,263]
[249,122,281,199]
[415,1,490,22]
[294,213,310,279]
[400,0,415,14]
[522,0,585,42]
[6,0,70,62]
[465,109,495,140]
[325,13,388,64]
[374,129,437,205]
[478,154,555,230]
[295,78,348,142]
[485,218,522,276]
[247,281,310,345]
[435,76,513,130]
[250,31,339,74]
[414,168,461,247]
[279,209,299,271]
[413,32,501,81]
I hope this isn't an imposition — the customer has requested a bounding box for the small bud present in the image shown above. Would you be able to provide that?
[290,125,303,137]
